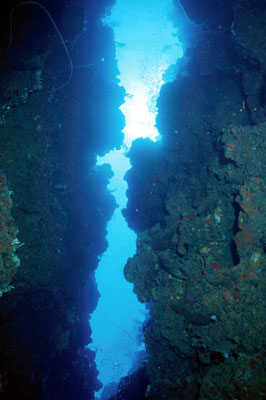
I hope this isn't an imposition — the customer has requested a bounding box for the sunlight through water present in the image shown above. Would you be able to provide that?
[105,0,183,148]
[89,1,183,398]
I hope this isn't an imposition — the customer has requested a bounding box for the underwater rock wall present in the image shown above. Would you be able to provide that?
[124,0,266,398]
[0,0,122,398]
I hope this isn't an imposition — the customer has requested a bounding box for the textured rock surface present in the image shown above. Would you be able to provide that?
[124,0,266,398]
[0,0,122,398]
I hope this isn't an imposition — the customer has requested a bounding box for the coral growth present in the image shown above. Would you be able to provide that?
[0,170,20,296]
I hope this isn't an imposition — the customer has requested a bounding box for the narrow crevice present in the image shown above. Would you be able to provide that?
[232,200,241,235]
[230,239,240,265]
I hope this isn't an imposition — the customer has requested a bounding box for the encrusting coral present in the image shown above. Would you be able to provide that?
[0,170,20,296]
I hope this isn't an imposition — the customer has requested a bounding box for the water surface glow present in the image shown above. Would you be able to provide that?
[90,1,183,397]
[105,0,183,147]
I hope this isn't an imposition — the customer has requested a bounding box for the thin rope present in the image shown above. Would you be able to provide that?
[10,1,73,91]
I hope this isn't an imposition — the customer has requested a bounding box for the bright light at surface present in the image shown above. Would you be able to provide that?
[90,1,183,398]
[104,0,183,147]
[122,92,158,148]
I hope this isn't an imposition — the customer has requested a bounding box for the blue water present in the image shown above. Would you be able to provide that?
[91,149,146,398]
[106,0,183,148]
[89,1,184,398]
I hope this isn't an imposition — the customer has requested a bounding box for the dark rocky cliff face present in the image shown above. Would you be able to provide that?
[0,0,122,399]
[124,0,266,398]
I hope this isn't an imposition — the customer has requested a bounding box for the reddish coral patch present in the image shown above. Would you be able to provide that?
[212,263,222,274]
